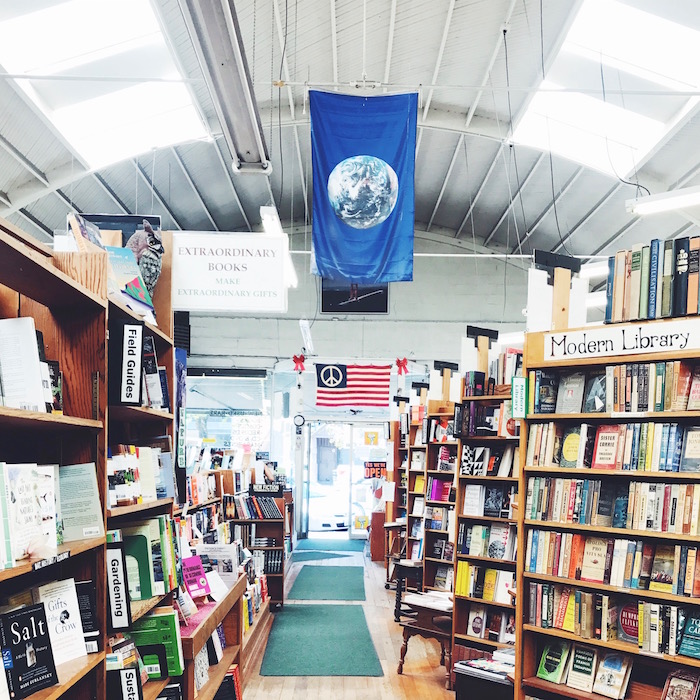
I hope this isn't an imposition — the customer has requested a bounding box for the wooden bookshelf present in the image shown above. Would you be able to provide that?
[0,220,108,700]
[108,296,171,346]
[453,633,510,648]
[454,594,515,609]
[517,322,700,699]
[130,589,176,623]
[193,645,241,700]
[107,497,174,519]
[459,475,519,482]
[108,405,175,423]
[459,515,518,524]
[142,676,172,700]
[457,554,517,566]
[240,597,273,684]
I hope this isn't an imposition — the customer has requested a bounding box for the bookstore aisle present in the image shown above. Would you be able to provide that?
[244,547,453,699]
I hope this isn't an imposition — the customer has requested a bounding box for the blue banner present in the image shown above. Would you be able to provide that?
[310,90,417,283]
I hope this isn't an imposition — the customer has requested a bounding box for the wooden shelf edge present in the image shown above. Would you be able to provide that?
[142,676,171,700]
[181,574,247,658]
[108,404,175,422]
[108,498,174,519]
[523,519,700,541]
[453,633,509,648]
[131,589,176,623]
[454,594,514,609]
[0,406,102,430]
[242,597,271,653]
[0,537,105,583]
[456,554,516,565]
[33,651,105,700]
[108,297,172,345]
[527,410,700,421]
[522,676,661,700]
[524,466,700,479]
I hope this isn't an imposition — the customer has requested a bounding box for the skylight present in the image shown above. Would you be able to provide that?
[511,0,700,178]
[0,0,208,169]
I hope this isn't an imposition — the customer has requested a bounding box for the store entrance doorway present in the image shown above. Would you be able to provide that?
[301,421,389,540]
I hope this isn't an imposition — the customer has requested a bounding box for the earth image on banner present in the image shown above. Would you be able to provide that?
[327,155,399,229]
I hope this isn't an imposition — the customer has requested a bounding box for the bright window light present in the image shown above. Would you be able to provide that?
[0,0,208,169]
[511,0,700,178]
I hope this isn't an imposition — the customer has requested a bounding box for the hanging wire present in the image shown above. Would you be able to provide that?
[150,149,156,213]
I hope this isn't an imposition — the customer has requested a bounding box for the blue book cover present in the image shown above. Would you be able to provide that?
[623,540,636,588]
[665,424,678,472]
[671,424,683,472]
[631,540,643,588]
[530,530,539,573]
[678,616,700,659]
[604,255,614,324]
[648,238,660,319]
[580,480,590,525]
[678,546,688,595]
[659,424,671,472]
[630,423,641,471]
[612,487,629,528]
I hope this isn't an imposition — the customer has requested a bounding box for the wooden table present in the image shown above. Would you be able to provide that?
[397,593,453,690]
[393,559,423,621]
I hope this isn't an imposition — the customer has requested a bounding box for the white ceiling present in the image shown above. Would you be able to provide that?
[0,0,699,262]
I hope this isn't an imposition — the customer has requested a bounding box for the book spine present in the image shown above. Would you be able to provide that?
[605,255,615,324]
[649,239,660,319]
[673,238,690,317]
[687,236,700,315]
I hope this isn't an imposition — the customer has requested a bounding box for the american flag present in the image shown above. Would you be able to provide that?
[315,363,392,407]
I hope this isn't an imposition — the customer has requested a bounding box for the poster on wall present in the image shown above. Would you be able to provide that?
[172,232,288,313]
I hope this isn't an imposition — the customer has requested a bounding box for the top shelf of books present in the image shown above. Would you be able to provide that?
[0,219,106,310]
[525,317,700,370]
[109,297,171,346]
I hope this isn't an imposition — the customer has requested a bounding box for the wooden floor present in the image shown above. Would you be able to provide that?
[243,549,455,699]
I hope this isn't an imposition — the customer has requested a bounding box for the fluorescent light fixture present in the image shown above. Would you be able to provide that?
[178,0,271,174]
[0,0,208,170]
[261,206,298,288]
[626,186,700,216]
[579,261,611,279]
[586,291,607,308]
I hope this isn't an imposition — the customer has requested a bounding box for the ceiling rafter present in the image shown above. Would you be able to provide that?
[212,137,253,231]
[272,0,308,220]
[421,0,455,123]
[383,0,397,85]
[93,173,132,214]
[132,159,183,230]
[0,133,49,186]
[330,0,339,85]
[55,189,81,213]
[510,167,584,254]
[484,153,544,246]
[438,0,518,237]
[0,191,10,207]
[171,146,219,230]
[17,208,54,238]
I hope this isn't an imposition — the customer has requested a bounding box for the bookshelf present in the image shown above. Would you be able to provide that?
[517,319,700,700]
[406,418,427,578]
[452,390,520,660]
[0,219,108,700]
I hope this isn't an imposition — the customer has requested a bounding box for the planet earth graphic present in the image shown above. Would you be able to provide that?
[327,155,399,229]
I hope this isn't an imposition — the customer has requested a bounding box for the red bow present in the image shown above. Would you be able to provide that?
[293,354,305,372]
[396,357,408,375]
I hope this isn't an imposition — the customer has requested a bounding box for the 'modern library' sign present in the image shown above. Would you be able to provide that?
[544,317,700,362]
[172,232,288,313]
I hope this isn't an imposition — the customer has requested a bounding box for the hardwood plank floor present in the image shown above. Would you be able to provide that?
[243,550,454,699]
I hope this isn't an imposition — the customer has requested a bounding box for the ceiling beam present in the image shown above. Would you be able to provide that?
[93,173,132,214]
[132,159,183,230]
[484,153,544,246]
[272,0,308,220]
[510,167,584,254]
[0,133,50,186]
[171,146,219,230]
[383,0,397,85]
[330,0,339,85]
[55,189,81,213]
[454,143,503,238]
[0,191,10,208]
[426,133,464,232]
[421,0,455,122]
[17,208,54,239]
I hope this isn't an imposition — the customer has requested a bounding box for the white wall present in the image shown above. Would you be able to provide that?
[188,252,529,370]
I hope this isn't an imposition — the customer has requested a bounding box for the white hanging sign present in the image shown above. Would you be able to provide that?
[172,232,288,313]
[543,318,700,361]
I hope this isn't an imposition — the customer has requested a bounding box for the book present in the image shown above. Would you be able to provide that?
[105,245,156,323]
[565,644,598,693]
[591,425,625,470]
[649,544,675,593]
[59,462,105,542]
[679,616,700,658]
[681,427,700,472]
[555,372,585,414]
[2,463,46,562]
[583,372,606,413]
[467,604,486,638]
[75,580,101,654]
[182,556,211,598]
[129,607,185,677]
[580,538,608,583]
[31,578,87,666]
[673,237,690,318]
[559,427,582,469]
[142,336,163,409]
[0,318,46,412]
[0,603,58,699]
[660,670,700,700]
[536,639,571,684]
[592,652,632,699]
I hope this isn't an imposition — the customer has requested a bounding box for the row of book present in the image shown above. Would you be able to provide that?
[527,476,700,534]
[0,317,63,415]
[456,400,519,439]
[529,361,698,415]
[460,444,519,477]
[425,476,454,503]
[222,493,283,520]
[108,515,179,601]
[535,640,632,699]
[0,577,102,699]
[464,603,516,644]
[1,461,103,569]
[605,238,700,324]
[526,420,700,473]
[107,439,176,508]
[433,564,453,591]
[454,561,514,603]
[424,505,452,531]
[186,471,219,506]
[489,348,524,387]
[457,521,517,561]
[462,483,516,519]
[253,549,283,574]
[179,502,223,544]
[429,537,455,561]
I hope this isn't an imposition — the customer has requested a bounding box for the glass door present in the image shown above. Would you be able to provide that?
[349,423,389,539]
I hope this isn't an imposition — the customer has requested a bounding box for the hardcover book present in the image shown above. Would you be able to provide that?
[566,644,598,693]
[466,604,486,638]
[592,652,632,699]
[660,670,700,700]
[616,602,638,644]
[31,578,87,666]
[592,425,625,470]
[536,639,571,684]
[680,427,700,473]
[555,372,586,414]
[649,544,675,593]
[559,427,581,469]
[537,371,559,414]
[0,603,58,699]
[679,616,700,659]
[583,372,606,413]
